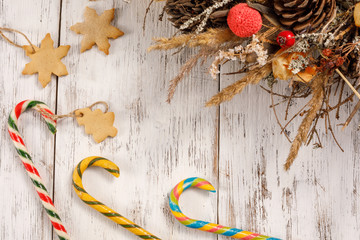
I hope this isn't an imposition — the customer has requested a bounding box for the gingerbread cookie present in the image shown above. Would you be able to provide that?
[70,7,124,55]
[75,107,118,143]
[22,33,70,88]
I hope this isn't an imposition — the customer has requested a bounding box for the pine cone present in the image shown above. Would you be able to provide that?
[274,0,336,33]
[164,0,241,33]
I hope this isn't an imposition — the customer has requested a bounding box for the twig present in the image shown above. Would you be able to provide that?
[335,25,354,41]
[285,87,296,121]
[270,86,291,143]
[306,100,325,146]
[336,81,345,119]
[328,84,360,111]
[260,85,311,99]
[341,100,360,130]
[143,0,155,33]
[281,101,311,135]
[327,112,344,152]
[314,129,323,149]
[336,69,360,100]
[285,75,326,170]
[269,98,289,108]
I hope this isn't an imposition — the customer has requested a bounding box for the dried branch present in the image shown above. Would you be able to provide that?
[336,69,360,101]
[342,100,360,130]
[270,86,291,143]
[336,81,345,119]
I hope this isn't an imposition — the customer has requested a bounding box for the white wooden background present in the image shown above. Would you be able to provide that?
[1,0,359,239]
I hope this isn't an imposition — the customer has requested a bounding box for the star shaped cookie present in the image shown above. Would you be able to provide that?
[75,107,118,143]
[70,7,124,55]
[22,33,70,88]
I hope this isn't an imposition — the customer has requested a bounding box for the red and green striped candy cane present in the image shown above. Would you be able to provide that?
[169,177,281,240]
[8,100,70,240]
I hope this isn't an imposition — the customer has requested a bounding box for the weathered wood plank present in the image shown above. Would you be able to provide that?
[218,64,360,239]
[0,0,60,239]
[2,1,360,239]
[54,1,219,239]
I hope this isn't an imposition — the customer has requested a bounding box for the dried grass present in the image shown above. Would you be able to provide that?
[167,47,217,103]
[206,63,272,106]
[148,28,238,51]
[284,74,326,170]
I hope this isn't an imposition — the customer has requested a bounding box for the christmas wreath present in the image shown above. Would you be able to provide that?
[147,0,360,170]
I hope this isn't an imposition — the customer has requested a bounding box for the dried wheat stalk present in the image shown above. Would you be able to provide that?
[148,28,238,51]
[167,47,216,103]
[206,63,272,106]
[284,74,326,170]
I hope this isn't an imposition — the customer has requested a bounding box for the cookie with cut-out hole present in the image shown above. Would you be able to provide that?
[75,107,118,143]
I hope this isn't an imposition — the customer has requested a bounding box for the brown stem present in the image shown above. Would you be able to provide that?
[270,86,291,143]
[341,100,360,130]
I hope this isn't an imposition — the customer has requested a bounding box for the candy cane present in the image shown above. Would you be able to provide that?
[8,100,70,240]
[72,156,161,239]
[169,177,281,240]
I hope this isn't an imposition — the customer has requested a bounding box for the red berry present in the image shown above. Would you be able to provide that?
[277,31,295,48]
[322,49,333,57]
[227,3,262,38]
[336,57,345,67]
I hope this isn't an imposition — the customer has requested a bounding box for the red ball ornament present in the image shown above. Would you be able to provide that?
[227,3,262,38]
[277,31,296,48]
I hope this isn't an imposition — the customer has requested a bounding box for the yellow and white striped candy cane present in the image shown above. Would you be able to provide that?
[73,156,161,239]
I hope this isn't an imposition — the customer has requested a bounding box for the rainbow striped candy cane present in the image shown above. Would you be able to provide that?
[169,177,281,240]
[8,100,70,240]
[73,156,161,239]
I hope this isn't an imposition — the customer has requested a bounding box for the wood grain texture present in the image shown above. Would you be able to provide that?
[0,0,359,240]
[218,64,360,239]
[0,0,60,239]
[55,1,218,239]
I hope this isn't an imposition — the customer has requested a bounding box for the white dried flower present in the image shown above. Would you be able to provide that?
[323,33,335,48]
[179,0,235,34]
[208,35,268,79]
[290,40,310,53]
[288,55,310,75]
[353,36,360,53]
[246,35,268,66]
[294,32,335,49]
